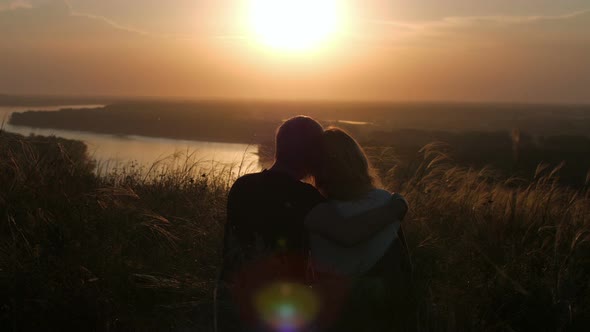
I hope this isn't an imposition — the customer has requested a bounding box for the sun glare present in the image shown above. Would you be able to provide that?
[249,0,343,52]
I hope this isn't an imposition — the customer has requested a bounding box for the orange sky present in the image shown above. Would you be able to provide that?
[0,0,589,103]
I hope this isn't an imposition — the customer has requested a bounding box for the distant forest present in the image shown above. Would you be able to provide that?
[8,100,590,186]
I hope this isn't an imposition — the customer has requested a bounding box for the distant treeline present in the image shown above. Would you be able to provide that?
[366,129,590,188]
[9,101,590,187]
[0,94,113,107]
[9,100,590,138]
[10,102,282,144]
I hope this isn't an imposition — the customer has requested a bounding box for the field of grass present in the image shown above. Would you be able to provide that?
[1,132,589,331]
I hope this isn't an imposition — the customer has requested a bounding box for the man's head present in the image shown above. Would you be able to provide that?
[274,116,323,179]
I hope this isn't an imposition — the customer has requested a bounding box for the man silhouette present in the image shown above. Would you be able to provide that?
[216,116,397,331]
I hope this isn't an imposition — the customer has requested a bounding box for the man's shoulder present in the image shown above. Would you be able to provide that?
[229,171,322,201]
[230,171,276,191]
[228,172,265,199]
[232,172,265,186]
[232,171,311,190]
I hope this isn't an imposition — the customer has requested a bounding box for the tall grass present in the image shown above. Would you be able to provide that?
[1,132,589,331]
[382,143,590,331]
[0,133,250,331]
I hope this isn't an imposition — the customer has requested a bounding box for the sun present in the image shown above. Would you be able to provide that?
[248,0,343,52]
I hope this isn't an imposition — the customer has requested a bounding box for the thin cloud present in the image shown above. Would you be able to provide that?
[61,0,152,36]
[66,2,235,41]
[359,9,590,45]
[431,8,590,27]
[0,0,32,10]
[69,10,150,36]
[369,8,590,30]
[0,0,150,36]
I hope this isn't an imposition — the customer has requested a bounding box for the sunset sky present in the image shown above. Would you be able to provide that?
[1,0,589,103]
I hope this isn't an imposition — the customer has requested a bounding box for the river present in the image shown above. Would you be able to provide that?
[0,105,261,176]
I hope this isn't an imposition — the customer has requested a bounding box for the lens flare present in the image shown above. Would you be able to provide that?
[254,282,320,331]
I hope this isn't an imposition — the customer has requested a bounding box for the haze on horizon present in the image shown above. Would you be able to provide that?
[1,0,589,104]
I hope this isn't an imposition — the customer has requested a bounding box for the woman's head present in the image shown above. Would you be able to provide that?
[314,128,379,200]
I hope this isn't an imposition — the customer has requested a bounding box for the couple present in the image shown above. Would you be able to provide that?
[217,116,414,332]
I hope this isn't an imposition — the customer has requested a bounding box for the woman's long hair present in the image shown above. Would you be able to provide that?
[314,128,380,200]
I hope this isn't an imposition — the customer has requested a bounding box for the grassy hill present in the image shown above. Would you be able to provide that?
[1,131,589,331]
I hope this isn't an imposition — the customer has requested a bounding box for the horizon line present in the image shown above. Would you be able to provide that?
[1,93,589,107]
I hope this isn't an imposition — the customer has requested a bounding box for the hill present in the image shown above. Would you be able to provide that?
[1,131,589,330]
